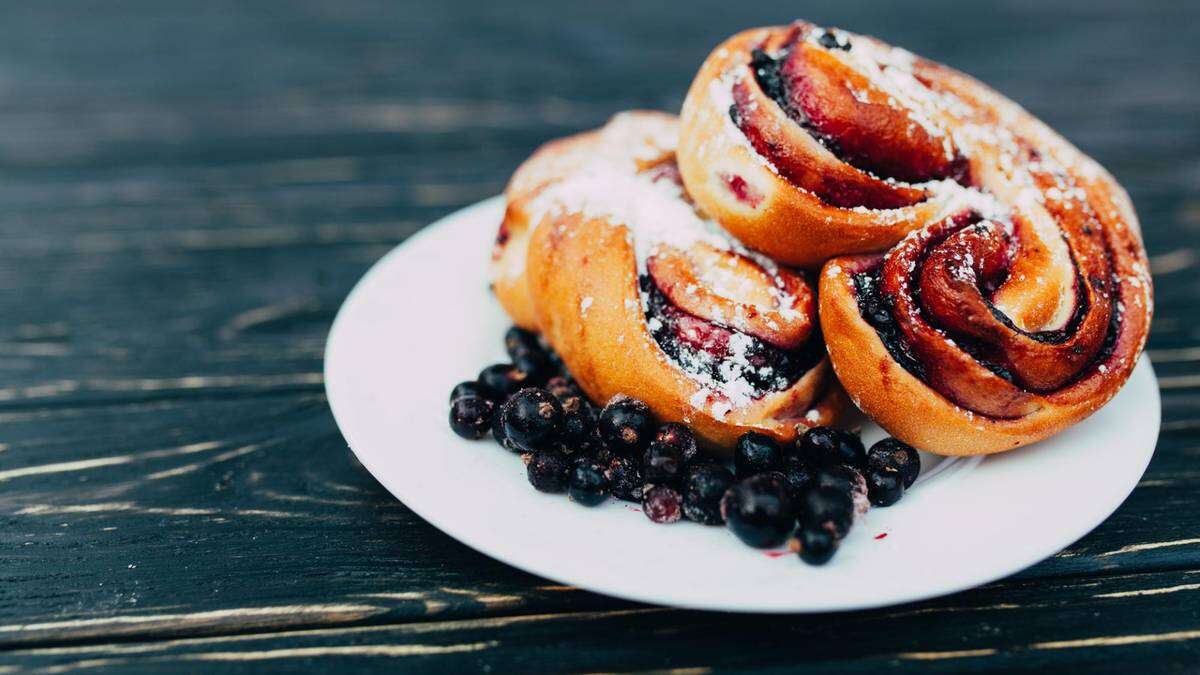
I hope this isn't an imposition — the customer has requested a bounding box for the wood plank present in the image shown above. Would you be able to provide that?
[0,392,1195,648]
[0,393,626,648]
[6,568,1200,673]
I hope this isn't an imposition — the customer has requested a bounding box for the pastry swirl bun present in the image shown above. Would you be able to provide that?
[789,23,1156,456]
[678,22,975,267]
[511,111,847,450]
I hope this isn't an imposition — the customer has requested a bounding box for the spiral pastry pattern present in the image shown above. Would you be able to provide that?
[507,112,847,450]
[771,22,1156,455]
[678,22,979,267]
[494,22,1150,456]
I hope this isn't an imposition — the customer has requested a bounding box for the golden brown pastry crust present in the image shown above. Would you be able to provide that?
[780,21,1156,456]
[677,24,968,268]
[497,22,1151,457]
[514,112,848,451]
[529,213,847,451]
[492,126,609,330]
[821,247,1149,456]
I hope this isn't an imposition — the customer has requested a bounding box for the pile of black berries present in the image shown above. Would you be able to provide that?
[448,325,922,567]
[775,426,920,565]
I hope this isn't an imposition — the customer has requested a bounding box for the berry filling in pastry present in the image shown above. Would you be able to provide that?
[847,205,1127,420]
[642,273,824,400]
[727,23,968,209]
[677,21,985,267]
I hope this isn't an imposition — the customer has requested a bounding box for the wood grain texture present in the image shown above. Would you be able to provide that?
[0,0,1196,671]
[7,570,1200,673]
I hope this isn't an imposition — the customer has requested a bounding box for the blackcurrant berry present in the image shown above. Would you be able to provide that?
[792,526,839,565]
[525,450,569,493]
[545,375,581,402]
[797,486,854,539]
[654,423,699,466]
[606,456,644,502]
[500,388,564,452]
[683,463,734,525]
[721,473,794,548]
[559,395,597,442]
[504,327,553,383]
[503,326,541,358]
[568,460,609,506]
[814,464,869,515]
[478,363,531,400]
[798,426,867,469]
[449,380,496,403]
[866,467,905,507]
[778,454,817,503]
[448,395,494,440]
[492,402,518,451]
[868,438,921,488]
[642,485,683,523]
[734,432,783,478]
[643,439,684,486]
[598,395,656,456]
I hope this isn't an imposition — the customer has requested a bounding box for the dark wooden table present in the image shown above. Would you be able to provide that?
[0,0,1196,672]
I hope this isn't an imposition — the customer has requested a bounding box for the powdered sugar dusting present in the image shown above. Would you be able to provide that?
[531,164,732,269]
[526,112,808,414]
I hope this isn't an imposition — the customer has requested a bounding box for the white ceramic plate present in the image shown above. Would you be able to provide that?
[325,197,1161,613]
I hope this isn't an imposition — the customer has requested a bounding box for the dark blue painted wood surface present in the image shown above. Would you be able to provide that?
[0,0,1197,671]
